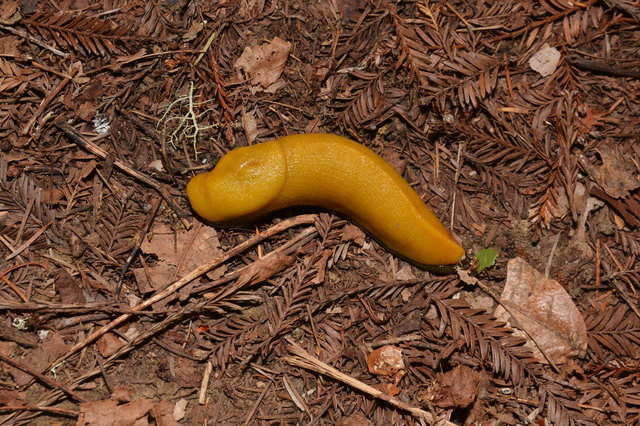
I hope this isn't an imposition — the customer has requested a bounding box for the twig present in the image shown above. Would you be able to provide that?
[450,142,464,231]
[22,69,76,135]
[491,0,598,42]
[568,56,640,78]
[198,361,214,405]
[0,406,79,416]
[42,215,317,376]
[284,339,437,424]
[0,353,87,403]
[0,24,68,57]
[5,223,51,261]
[242,381,272,426]
[55,121,192,229]
[115,195,162,297]
[544,232,561,278]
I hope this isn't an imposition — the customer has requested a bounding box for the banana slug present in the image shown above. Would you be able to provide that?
[186,133,464,266]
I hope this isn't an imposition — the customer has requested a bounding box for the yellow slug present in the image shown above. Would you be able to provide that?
[186,133,464,266]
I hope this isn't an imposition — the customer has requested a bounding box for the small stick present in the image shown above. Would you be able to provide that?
[0,24,68,57]
[22,70,76,135]
[55,121,192,229]
[242,381,272,426]
[5,223,51,261]
[0,353,87,403]
[43,215,317,375]
[0,406,79,416]
[198,361,214,405]
[284,339,438,424]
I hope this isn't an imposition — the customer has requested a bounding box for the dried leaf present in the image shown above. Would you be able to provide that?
[588,143,640,199]
[529,43,561,77]
[77,399,154,426]
[234,37,291,89]
[433,365,480,409]
[366,345,404,376]
[494,258,587,364]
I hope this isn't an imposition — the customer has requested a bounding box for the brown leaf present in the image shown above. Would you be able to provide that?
[134,223,225,292]
[336,412,374,426]
[111,386,136,402]
[96,333,124,358]
[241,109,258,144]
[234,37,291,89]
[233,252,296,289]
[433,365,480,409]
[77,399,154,426]
[0,1,19,21]
[378,382,400,397]
[0,389,26,406]
[0,36,21,55]
[494,258,587,364]
[366,345,405,376]
[153,400,181,426]
[588,142,640,198]
[55,269,86,304]
[7,332,69,386]
[341,224,365,245]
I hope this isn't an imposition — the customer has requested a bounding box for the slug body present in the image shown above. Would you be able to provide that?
[187,133,464,266]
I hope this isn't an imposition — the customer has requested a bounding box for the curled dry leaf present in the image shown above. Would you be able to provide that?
[241,109,258,144]
[433,365,480,409]
[529,43,561,77]
[96,333,124,358]
[234,37,292,90]
[494,258,587,364]
[366,345,405,377]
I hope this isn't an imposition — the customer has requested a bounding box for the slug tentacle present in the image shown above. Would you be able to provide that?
[187,133,464,266]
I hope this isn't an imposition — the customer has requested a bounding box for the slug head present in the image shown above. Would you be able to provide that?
[186,141,286,224]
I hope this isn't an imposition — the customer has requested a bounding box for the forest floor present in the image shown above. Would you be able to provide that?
[1,0,639,425]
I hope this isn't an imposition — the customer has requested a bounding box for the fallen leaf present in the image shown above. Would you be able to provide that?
[367,345,404,376]
[0,389,26,406]
[204,252,295,297]
[133,223,225,292]
[77,399,154,426]
[96,333,124,358]
[335,0,367,22]
[241,109,258,144]
[7,332,69,386]
[394,265,416,281]
[55,269,86,304]
[234,37,291,90]
[433,365,480,409]
[378,382,400,397]
[0,36,21,55]
[587,142,640,199]
[153,400,180,426]
[494,258,588,364]
[112,386,136,402]
[341,224,365,245]
[0,1,18,21]
[336,412,374,426]
[173,399,188,422]
[182,21,203,42]
[529,43,561,77]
